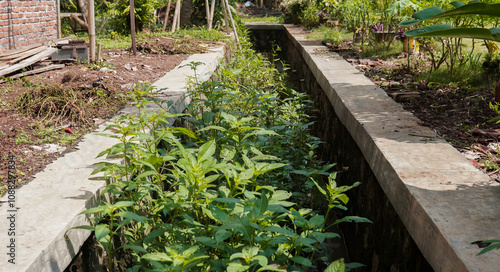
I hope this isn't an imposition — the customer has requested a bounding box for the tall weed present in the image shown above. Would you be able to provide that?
[74,33,368,272]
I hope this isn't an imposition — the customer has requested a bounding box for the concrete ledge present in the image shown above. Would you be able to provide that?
[275,25,500,272]
[0,46,224,272]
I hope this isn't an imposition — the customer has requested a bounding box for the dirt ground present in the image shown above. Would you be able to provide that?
[330,39,500,182]
[2,27,500,195]
[0,36,217,194]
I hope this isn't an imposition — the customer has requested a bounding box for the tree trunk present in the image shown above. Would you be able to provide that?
[76,0,88,23]
[180,0,194,27]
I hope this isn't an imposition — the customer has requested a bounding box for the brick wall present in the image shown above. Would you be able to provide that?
[0,0,58,53]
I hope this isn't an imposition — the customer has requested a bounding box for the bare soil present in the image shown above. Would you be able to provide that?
[0,36,217,194]
[330,39,500,182]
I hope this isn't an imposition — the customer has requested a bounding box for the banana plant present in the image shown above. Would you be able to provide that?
[399,1,500,41]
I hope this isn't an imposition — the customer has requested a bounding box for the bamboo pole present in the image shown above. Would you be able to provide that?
[221,0,230,33]
[162,0,172,32]
[209,0,216,30]
[223,0,239,44]
[205,0,211,30]
[57,0,61,39]
[87,0,96,62]
[130,0,137,55]
[171,0,181,32]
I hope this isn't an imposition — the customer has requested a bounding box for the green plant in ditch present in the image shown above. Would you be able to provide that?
[75,35,367,271]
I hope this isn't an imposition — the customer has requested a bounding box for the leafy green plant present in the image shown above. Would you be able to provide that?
[74,33,368,272]
[300,1,321,29]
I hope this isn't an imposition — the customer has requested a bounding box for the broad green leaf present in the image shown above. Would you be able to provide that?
[254,192,269,217]
[333,216,372,225]
[80,206,105,214]
[310,178,328,199]
[215,229,233,242]
[256,264,287,272]
[477,240,500,255]
[117,211,149,223]
[253,255,268,267]
[197,140,216,162]
[182,246,199,257]
[95,224,110,242]
[264,226,296,236]
[430,3,500,19]
[296,237,317,246]
[412,6,445,21]
[450,1,465,8]
[213,197,242,204]
[227,262,249,272]
[291,256,313,267]
[113,201,136,209]
[134,170,158,180]
[122,244,149,254]
[407,26,500,41]
[325,258,345,272]
[143,228,166,244]
[308,215,325,229]
[195,237,225,250]
[270,190,292,201]
[70,225,95,231]
[210,205,230,223]
[142,252,173,262]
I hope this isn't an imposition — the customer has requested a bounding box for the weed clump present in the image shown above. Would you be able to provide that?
[16,84,127,125]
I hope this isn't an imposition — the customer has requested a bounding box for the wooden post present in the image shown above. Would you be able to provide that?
[57,0,61,39]
[172,0,181,32]
[87,0,96,62]
[96,43,102,61]
[205,0,211,30]
[130,0,137,55]
[209,0,216,30]
[221,0,230,33]
[162,0,172,32]
[223,0,239,44]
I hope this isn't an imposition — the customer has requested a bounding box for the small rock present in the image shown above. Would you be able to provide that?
[131,66,138,71]
[124,63,132,70]
[43,144,66,154]
[31,145,43,151]
[100,67,116,74]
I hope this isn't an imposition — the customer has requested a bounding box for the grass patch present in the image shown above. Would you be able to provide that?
[360,40,403,59]
[241,15,283,23]
[306,26,352,46]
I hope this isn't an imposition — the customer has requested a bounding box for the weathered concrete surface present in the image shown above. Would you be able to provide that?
[0,46,224,272]
[248,24,500,272]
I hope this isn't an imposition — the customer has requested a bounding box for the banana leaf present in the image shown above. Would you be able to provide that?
[400,2,500,26]
[405,24,500,42]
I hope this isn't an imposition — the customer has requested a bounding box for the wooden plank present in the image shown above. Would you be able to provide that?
[51,36,77,45]
[1,46,47,63]
[89,0,96,61]
[0,64,65,84]
[0,48,57,77]
[60,13,84,18]
[0,44,43,59]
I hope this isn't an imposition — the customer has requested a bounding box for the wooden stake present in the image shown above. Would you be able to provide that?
[172,0,181,32]
[205,0,211,30]
[130,0,137,55]
[96,43,102,61]
[87,0,96,62]
[223,0,239,44]
[57,0,61,39]
[209,0,216,30]
[162,0,172,32]
[221,0,230,33]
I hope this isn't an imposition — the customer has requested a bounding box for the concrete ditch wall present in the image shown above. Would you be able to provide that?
[247,24,500,272]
